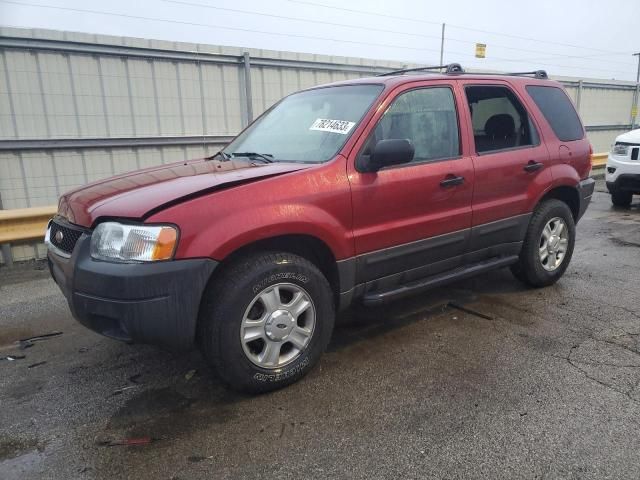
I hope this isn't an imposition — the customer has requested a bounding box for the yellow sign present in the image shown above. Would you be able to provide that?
[475,43,486,58]
[632,106,638,117]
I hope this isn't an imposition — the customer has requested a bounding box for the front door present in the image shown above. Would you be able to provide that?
[347,81,474,288]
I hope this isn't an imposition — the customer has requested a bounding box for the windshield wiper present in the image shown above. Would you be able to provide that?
[229,152,274,163]
[207,150,230,161]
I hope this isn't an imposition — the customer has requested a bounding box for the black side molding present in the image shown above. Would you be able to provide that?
[577,177,595,222]
[362,255,518,306]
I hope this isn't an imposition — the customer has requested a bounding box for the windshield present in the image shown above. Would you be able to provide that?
[223,84,383,163]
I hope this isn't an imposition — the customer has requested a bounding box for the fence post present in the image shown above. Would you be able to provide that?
[0,193,14,267]
[633,83,639,129]
[576,80,583,113]
[242,52,253,126]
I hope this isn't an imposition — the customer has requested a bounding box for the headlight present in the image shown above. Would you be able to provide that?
[90,222,178,262]
[612,143,629,156]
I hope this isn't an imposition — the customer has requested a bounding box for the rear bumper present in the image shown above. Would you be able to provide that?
[48,234,217,350]
[606,174,640,194]
[577,177,595,221]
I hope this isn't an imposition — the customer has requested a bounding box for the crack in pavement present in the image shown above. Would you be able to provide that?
[559,335,640,405]
[553,303,640,349]
[567,294,640,324]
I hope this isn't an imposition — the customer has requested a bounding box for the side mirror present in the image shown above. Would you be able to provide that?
[357,139,415,173]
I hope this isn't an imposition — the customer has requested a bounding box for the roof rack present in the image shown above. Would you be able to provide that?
[377,63,465,76]
[505,70,548,79]
[378,64,548,80]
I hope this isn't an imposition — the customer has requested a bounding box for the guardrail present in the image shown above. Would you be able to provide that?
[0,153,611,267]
[0,205,56,266]
[591,153,607,168]
[0,206,56,244]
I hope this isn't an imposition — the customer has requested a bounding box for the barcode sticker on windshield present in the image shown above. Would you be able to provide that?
[309,118,356,135]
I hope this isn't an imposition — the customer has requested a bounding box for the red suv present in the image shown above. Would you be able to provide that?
[46,64,594,392]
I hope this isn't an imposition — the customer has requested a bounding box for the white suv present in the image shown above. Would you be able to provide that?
[606,128,640,206]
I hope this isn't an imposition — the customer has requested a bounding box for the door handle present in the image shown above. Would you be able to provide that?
[524,161,544,173]
[440,175,465,188]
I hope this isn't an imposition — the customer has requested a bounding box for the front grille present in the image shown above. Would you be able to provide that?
[49,219,84,255]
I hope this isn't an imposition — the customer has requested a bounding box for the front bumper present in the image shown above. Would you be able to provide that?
[577,177,595,221]
[606,174,640,195]
[606,152,640,184]
[48,230,217,350]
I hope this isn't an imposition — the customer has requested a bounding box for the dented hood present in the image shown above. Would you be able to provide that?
[58,158,311,227]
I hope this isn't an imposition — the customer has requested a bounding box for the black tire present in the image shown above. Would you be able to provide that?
[611,189,633,207]
[510,199,576,288]
[198,251,335,394]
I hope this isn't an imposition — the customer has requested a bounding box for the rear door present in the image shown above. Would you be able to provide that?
[347,80,474,287]
[460,80,552,257]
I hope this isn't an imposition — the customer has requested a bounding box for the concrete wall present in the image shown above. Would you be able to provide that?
[1,27,638,263]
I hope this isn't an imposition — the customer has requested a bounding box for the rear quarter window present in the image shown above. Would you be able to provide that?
[526,85,584,142]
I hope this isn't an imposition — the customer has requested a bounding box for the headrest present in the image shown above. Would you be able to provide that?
[485,114,515,138]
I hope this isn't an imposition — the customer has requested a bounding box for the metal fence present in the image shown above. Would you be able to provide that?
[0,27,638,262]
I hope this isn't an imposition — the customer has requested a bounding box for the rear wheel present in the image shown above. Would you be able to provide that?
[510,199,575,287]
[198,251,335,393]
[611,189,633,207]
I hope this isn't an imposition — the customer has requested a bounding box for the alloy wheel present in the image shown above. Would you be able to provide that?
[539,216,569,271]
[240,283,316,369]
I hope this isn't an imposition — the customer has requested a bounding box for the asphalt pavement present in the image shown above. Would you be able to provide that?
[1,180,640,480]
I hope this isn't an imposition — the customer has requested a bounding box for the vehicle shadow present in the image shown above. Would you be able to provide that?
[70,265,533,475]
[610,201,640,212]
[606,200,640,247]
[65,266,528,458]
[330,267,526,352]
[95,267,526,400]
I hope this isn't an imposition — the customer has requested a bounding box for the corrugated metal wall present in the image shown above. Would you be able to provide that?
[567,81,638,161]
[0,27,402,208]
[1,27,638,262]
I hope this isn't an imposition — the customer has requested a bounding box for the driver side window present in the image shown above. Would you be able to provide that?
[361,87,460,165]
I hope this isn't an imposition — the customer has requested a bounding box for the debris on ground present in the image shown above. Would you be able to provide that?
[128,373,142,384]
[447,302,495,320]
[18,331,63,350]
[111,385,138,396]
[188,455,214,463]
[97,437,154,447]
[185,369,197,381]
[27,361,47,369]
[19,331,64,342]
[1,354,26,361]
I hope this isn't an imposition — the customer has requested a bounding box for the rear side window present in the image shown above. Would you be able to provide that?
[526,86,584,142]
[465,85,539,154]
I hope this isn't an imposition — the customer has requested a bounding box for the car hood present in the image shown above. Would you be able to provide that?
[616,128,640,144]
[58,158,312,227]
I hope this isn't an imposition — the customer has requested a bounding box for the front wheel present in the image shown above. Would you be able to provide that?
[510,199,576,287]
[198,252,335,393]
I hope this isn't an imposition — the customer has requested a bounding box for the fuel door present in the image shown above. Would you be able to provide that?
[559,144,572,164]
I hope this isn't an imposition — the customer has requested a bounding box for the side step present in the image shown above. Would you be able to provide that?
[362,256,518,307]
